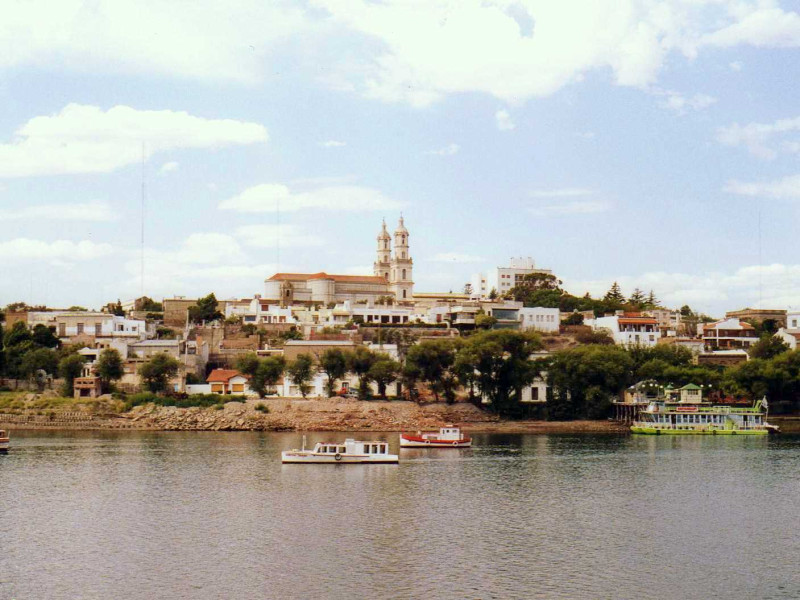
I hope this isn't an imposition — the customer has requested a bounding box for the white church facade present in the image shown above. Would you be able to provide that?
[263,217,414,305]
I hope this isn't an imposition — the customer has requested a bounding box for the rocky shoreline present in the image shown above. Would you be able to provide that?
[0,397,628,434]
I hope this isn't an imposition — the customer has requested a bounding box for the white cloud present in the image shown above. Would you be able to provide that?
[0,104,267,178]
[724,174,800,199]
[654,89,716,114]
[717,116,800,160]
[430,252,484,263]
[235,224,325,248]
[702,7,800,49]
[565,263,800,315]
[529,188,595,198]
[0,238,113,261]
[729,61,743,71]
[528,200,611,216]
[319,140,347,148]
[219,183,403,213]
[0,201,117,221]
[0,1,310,84]
[425,143,460,156]
[575,131,596,139]
[159,161,179,175]
[495,109,515,131]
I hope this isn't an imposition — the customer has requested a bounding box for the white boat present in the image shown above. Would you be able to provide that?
[281,437,398,464]
[400,426,472,448]
[0,429,8,453]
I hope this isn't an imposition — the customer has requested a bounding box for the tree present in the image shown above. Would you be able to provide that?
[138,353,180,393]
[628,288,646,307]
[31,324,60,349]
[95,348,124,393]
[749,335,790,360]
[58,353,86,396]
[405,340,461,403]
[4,321,32,348]
[110,300,125,316]
[347,346,377,399]
[562,312,584,326]
[603,282,626,304]
[488,288,498,300]
[249,356,286,398]
[22,348,58,391]
[286,354,315,398]
[369,356,400,398]
[645,290,660,308]
[507,273,564,308]
[235,353,261,378]
[458,330,542,415]
[188,293,223,324]
[320,348,349,397]
[475,313,498,330]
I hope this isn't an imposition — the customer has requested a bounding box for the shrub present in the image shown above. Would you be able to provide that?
[255,403,269,413]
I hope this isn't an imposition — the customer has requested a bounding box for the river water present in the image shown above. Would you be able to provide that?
[1,430,798,599]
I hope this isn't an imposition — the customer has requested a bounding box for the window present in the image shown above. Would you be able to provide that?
[95,323,102,335]
[77,323,84,334]
[531,387,539,401]
[59,323,66,336]
[402,269,406,279]
[402,290,407,299]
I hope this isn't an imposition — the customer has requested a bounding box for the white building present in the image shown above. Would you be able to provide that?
[786,310,800,331]
[471,257,553,299]
[373,217,414,302]
[27,311,147,344]
[519,307,560,333]
[586,314,661,347]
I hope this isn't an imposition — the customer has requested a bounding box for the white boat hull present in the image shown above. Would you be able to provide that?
[281,451,398,464]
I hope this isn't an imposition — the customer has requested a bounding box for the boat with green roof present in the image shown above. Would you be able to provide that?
[631,384,776,435]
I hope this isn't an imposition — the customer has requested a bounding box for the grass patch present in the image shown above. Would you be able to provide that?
[122,393,244,411]
[254,403,269,413]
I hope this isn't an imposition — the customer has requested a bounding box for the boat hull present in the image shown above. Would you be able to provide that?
[281,452,398,464]
[631,426,768,435]
[399,435,472,448]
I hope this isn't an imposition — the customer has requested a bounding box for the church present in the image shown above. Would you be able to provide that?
[263,217,414,305]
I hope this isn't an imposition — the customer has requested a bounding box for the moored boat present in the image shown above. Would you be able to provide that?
[281,437,398,464]
[400,426,471,448]
[632,397,774,435]
[0,429,8,453]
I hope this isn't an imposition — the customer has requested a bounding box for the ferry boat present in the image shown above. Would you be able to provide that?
[400,426,472,448]
[0,429,8,453]
[632,398,774,435]
[281,437,398,464]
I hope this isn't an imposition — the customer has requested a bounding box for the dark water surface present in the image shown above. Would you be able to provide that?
[1,431,798,599]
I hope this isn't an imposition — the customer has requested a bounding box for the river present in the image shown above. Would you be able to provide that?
[1,431,798,599]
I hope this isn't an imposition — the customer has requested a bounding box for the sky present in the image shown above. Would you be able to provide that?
[1,1,800,316]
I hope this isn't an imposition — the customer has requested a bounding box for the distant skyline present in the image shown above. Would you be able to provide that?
[2,1,800,315]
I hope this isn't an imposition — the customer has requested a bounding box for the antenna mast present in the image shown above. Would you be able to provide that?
[141,142,146,297]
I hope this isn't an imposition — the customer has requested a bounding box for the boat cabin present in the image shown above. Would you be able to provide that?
[313,439,390,455]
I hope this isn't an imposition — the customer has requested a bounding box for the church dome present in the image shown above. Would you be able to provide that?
[394,216,408,235]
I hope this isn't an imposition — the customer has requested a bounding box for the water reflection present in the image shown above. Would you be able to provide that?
[1,430,798,599]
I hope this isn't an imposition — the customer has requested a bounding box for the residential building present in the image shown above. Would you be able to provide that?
[470,257,553,299]
[519,307,560,333]
[702,318,758,351]
[775,328,800,350]
[207,369,251,395]
[27,311,146,345]
[786,310,800,331]
[586,313,660,347]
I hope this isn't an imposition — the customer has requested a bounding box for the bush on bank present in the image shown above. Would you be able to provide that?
[122,393,245,411]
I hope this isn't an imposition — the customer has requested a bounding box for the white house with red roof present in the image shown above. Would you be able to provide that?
[207,369,251,395]
[586,313,661,347]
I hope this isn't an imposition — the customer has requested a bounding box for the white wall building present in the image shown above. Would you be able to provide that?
[471,257,553,299]
[28,312,146,343]
[586,314,661,347]
[519,307,560,333]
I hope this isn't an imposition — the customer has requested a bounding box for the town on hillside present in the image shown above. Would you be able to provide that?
[2,217,800,420]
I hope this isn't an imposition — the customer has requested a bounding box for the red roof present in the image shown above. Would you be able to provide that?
[206,369,247,383]
[269,272,387,284]
[619,317,657,324]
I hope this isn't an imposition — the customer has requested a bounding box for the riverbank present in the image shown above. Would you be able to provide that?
[0,393,628,433]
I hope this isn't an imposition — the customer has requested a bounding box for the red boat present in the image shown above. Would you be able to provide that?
[400,426,472,448]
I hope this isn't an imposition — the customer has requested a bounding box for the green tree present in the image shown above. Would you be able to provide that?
[286,354,315,398]
[250,356,286,398]
[4,321,32,348]
[405,339,461,403]
[475,313,498,330]
[235,353,261,377]
[110,300,125,316]
[320,348,349,397]
[58,353,86,396]
[488,288,498,300]
[628,288,646,307]
[749,335,790,360]
[459,330,542,415]
[562,312,584,326]
[507,273,564,308]
[95,348,125,393]
[138,353,180,393]
[603,281,626,304]
[22,348,58,391]
[644,290,660,308]
[347,346,377,399]
[368,356,400,398]
[31,324,60,348]
[188,293,223,324]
